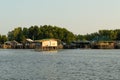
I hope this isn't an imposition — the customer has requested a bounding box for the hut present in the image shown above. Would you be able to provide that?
[11,40,23,49]
[2,40,23,49]
[23,39,35,49]
[115,41,120,49]
[91,41,115,49]
[35,39,58,51]
[2,41,12,49]
[70,41,91,49]
[0,44,2,48]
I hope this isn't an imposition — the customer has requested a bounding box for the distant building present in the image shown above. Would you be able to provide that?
[70,41,91,49]
[91,41,115,49]
[11,40,23,49]
[115,41,120,49]
[2,41,12,49]
[35,39,58,51]
[22,38,35,49]
[0,44,2,48]
[2,40,23,49]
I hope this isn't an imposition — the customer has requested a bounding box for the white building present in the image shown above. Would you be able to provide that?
[35,39,58,51]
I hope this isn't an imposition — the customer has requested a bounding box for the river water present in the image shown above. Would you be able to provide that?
[0,49,120,80]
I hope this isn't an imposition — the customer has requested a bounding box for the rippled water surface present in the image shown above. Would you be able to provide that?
[0,49,120,80]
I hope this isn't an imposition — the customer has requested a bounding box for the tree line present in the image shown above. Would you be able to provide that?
[77,29,120,41]
[1,25,120,44]
[7,25,76,44]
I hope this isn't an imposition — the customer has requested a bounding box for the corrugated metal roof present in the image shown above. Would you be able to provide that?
[26,39,33,42]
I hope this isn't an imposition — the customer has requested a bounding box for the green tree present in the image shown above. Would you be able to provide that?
[7,25,75,44]
[23,27,28,38]
[8,31,14,41]
[1,35,7,44]
[8,27,24,42]
[28,25,40,40]
[116,29,120,40]
[76,34,86,41]
[0,35,1,44]
[14,27,24,42]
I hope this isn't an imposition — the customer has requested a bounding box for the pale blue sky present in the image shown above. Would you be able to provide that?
[0,0,120,35]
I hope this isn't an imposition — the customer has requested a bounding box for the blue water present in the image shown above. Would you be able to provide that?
[0,49,120,80]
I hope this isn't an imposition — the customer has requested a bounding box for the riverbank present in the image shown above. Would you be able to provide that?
[1,39,120,49]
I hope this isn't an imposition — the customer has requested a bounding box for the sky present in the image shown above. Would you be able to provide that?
[0,0,120,35]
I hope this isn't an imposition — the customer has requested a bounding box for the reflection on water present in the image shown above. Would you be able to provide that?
[0,49,120,80]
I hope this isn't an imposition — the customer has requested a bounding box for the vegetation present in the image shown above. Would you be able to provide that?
[1,25,120,44]
[0,35,7,44]
[76,29,120,41]
[7,25,76,44]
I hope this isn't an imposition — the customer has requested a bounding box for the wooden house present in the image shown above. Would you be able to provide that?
[70,41,91,49]
[35,39,58,51]
[0,44,2,48]
[2,41,12,49]
[23,39,35,49]
[2,40,23,49]
[11,40,23,49]
[115,41,120,49]
[91,41,115,49]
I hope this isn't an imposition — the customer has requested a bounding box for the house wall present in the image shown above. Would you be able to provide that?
[97,42,115,49]
[2,44,12,49]
[42,40,57,47]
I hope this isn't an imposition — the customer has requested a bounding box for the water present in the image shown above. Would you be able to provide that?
[0,49,120,80]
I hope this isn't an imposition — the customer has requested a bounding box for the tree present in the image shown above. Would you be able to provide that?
[76,35,86,41]
[14,27,24,42]
[1,35,7,44]
[116,29,120,40]
[7,25,76,44]
[23,27,28,38]
[8,31,14,41]
[0,35,1,44]
[8,27,24,42]
[28,25,41,40]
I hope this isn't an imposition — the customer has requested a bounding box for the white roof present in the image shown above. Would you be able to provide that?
[26,39,33,42]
